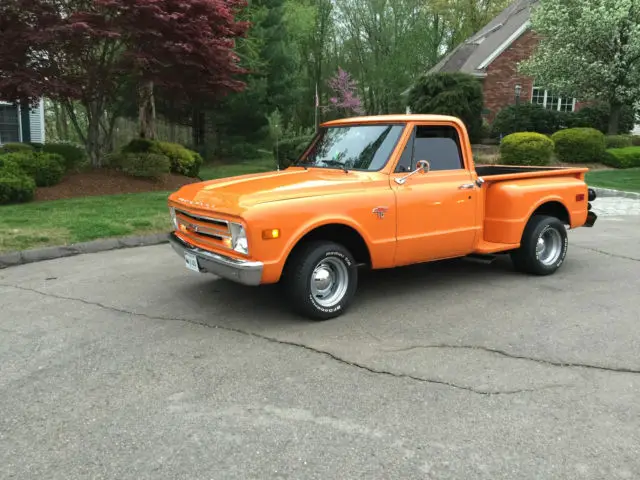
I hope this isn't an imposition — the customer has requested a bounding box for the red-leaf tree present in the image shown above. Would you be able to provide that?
[0,0,249,165]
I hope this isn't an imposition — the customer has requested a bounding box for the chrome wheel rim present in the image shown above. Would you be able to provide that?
[536,228,563,266]
[310,257,349,308]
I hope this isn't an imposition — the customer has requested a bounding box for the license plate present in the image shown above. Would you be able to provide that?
[184,253,201,272]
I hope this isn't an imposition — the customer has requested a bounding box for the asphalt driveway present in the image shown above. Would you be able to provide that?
[1,215,639,479]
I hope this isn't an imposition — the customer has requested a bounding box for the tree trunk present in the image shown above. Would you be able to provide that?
[60,104,69,140]
[86,101,102,168]
[138,80,156,139]
[608,103,622,135]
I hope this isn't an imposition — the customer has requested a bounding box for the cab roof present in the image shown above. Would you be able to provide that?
[320,114,465,128]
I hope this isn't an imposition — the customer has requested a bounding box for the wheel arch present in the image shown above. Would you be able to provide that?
[514,199,570,245]
[282,222,372,274]
[530,200,571,225]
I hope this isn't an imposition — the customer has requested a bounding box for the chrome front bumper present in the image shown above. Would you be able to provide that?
[168,232,263,286]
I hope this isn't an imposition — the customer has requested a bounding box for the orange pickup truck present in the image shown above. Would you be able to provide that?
[167,114,598,320]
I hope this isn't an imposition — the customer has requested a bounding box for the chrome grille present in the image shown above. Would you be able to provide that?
[175,209,231,245]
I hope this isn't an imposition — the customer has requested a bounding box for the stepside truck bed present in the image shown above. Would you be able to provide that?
[476,165,589,180]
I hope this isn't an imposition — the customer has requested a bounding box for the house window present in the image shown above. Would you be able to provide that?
[0,104,20,144]
[531,87,576,112]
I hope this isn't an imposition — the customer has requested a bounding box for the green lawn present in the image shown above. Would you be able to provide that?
[0,192,172,253]
[0,157,277,253]
[586,168,640,193]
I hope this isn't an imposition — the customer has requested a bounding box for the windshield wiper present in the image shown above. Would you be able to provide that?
[319,160,349,173]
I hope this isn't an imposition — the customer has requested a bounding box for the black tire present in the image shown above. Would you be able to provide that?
[283,241,358,320]
[510,215,568,276]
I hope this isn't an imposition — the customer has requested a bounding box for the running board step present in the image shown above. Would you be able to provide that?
[463,254,499,265]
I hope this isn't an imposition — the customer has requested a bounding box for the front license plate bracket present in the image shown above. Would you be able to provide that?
[185,252,201,272]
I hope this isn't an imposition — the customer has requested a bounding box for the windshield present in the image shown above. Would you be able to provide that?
[295,124,405,171]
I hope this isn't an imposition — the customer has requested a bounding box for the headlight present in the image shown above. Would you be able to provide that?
[230,222,249,255]
[169,207,178,230]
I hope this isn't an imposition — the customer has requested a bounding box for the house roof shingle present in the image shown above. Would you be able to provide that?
[429,0,538,77]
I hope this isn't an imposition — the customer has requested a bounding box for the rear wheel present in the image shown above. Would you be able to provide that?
[283,241,358,320]
[511,215,568,276]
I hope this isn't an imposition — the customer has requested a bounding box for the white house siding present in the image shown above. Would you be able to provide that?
[28,98,45,143]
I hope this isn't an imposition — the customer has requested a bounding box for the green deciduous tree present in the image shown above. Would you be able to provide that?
[520,0,640,134]
[407,72,484,143]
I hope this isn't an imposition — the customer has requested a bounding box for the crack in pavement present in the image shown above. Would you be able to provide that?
[2,283,566,396]
[381,345,640,375]
[573,244,640,262]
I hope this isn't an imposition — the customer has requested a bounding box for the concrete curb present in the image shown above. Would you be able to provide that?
[592,187,640,200]
[0,233,170,270]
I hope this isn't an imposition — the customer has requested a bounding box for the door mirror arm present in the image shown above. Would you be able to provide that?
[395,160,430,185]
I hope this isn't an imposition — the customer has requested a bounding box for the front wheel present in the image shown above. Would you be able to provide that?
[511,215,568,276]
[283,241,358,320]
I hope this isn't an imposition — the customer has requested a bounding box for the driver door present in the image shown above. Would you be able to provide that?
[390,123,479,266]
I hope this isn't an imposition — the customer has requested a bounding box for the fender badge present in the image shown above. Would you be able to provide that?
[372,207,388,219]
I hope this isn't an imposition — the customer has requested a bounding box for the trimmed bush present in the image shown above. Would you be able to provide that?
[605,135,632,149]
[275,135,314,168]
[121,138,157,154]
[407,72,484,143]
[551,128,606,164]
[0,151,66,186]
[0,142,34,154]
[499,132,554,166]
[17,153,66,186]
[119,153,170,179]
[0,168,36,204]
[42,143,87,171]
[27,142,44,151]
[491,103,566,138]
[601,147,640,169]
[0,153,23,174]
[632,136,640,146]
[150,141,202,177]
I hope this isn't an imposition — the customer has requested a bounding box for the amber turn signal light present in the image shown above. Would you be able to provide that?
[262,229,280,240]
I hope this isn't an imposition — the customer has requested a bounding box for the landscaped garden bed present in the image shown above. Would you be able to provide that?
[34,168,197,202]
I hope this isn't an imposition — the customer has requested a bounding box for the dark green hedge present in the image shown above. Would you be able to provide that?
[491,102,638,138]
[491,103,565,138]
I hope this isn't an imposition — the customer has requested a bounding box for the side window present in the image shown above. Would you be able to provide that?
[395,125,464,172]
[394,129,415,173]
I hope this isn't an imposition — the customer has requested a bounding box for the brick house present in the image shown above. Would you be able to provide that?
[423,0,581,124]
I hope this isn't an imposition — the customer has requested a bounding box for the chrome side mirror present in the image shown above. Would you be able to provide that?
[395,160,430,185]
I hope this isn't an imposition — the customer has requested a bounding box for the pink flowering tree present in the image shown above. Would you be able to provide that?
[324,68,364,117]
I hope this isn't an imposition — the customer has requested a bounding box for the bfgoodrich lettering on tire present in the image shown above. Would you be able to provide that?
[511,215,568,276]
[283,241,358,320]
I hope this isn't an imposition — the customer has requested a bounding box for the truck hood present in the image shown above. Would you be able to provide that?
[169,167,374,215]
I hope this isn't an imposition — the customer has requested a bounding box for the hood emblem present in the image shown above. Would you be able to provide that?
[178,198,214,209]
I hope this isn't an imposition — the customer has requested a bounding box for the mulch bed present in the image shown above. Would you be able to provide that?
[35,168,200,202]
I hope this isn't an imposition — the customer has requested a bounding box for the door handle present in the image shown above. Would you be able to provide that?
[459,183,475,190]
